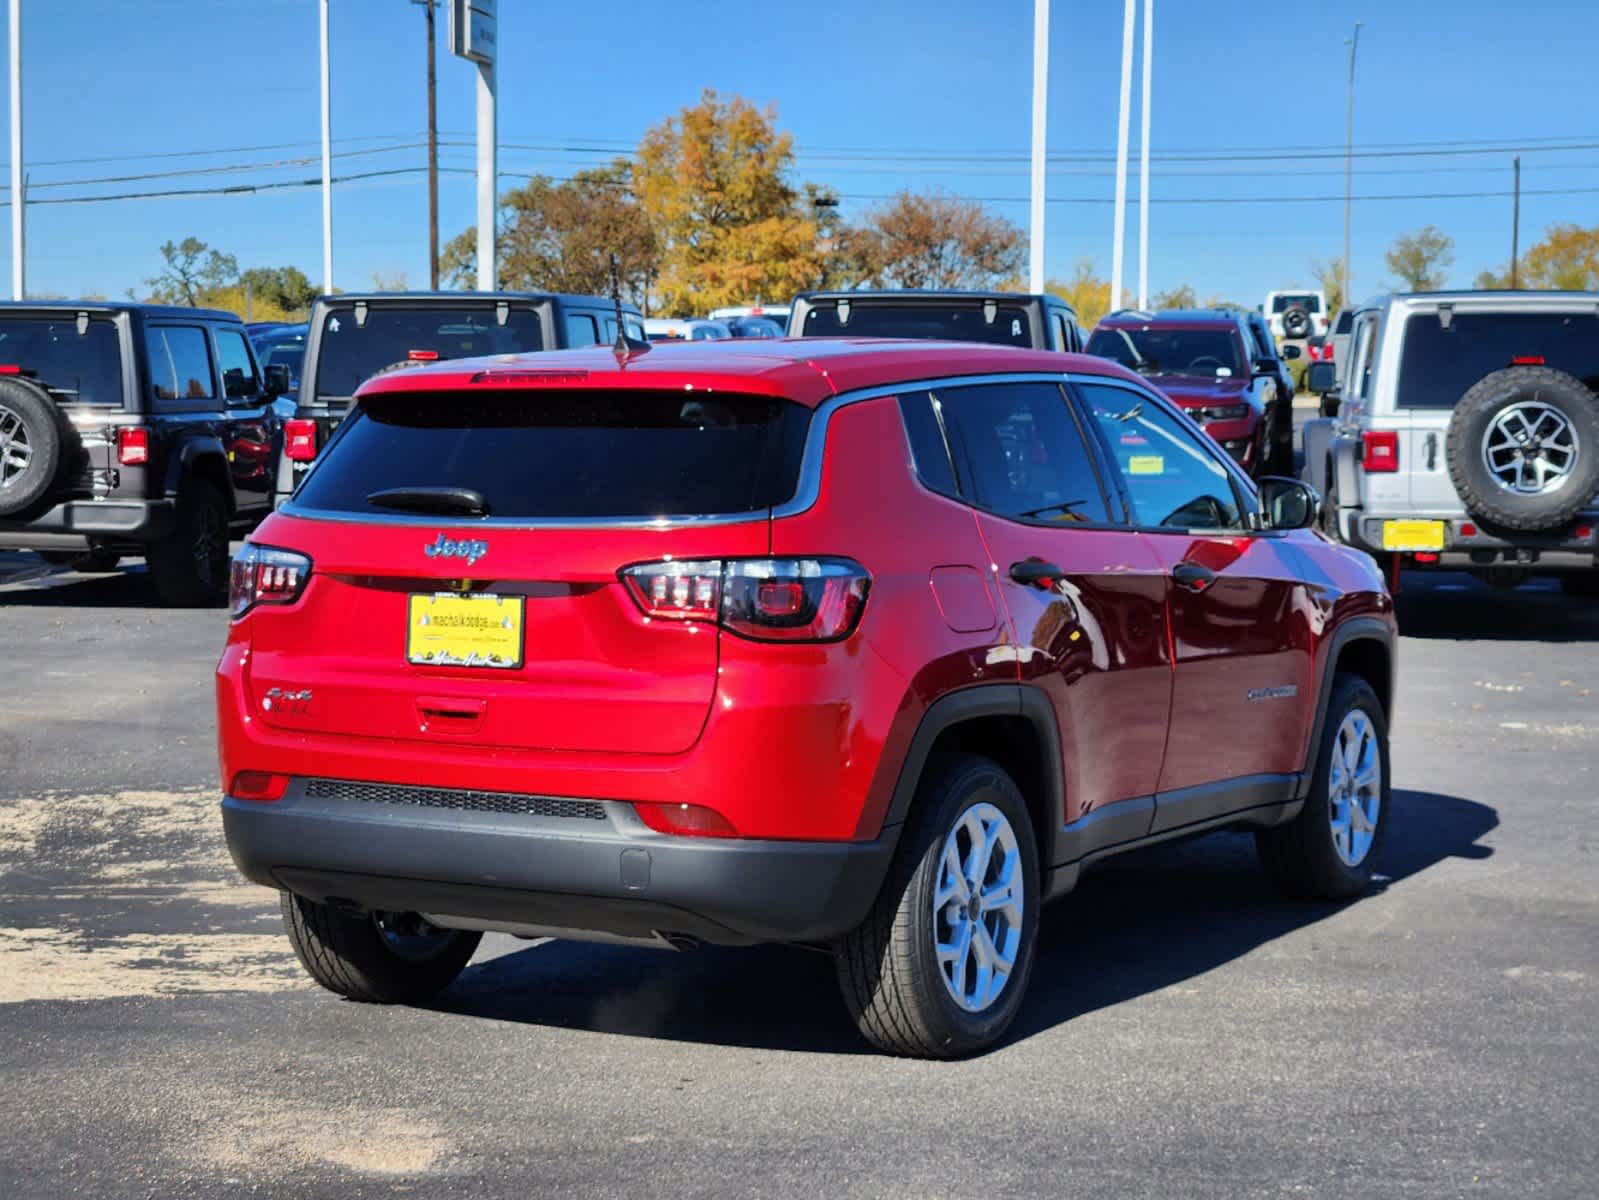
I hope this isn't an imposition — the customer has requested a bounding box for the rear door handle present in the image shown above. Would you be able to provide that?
[1172,562,1217,592]
[1009,559,1065,588]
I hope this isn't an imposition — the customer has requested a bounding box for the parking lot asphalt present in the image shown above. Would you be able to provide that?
[1,552,1596,1199]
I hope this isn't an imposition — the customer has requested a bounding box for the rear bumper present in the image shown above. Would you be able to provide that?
[1337,508,1599,570]
[222,784,897,946]
[0,498,175,549]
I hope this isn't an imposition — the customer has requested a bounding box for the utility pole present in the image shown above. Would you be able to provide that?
[414,0,440,290]
[1342,21,1362,310]
[319,0,333,294]
[1510,156,1521,290]
[1027,0,1048,294]
[1136,0,1153,310]
[1110,0,1135,311]
[449,1,497,291]
[9,0,23,300]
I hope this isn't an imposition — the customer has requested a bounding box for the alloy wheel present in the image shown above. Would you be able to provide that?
[1328,710,1382,867]
[0,403,33,490]
[932,802,1025,1013]
[1482,400,1579,495]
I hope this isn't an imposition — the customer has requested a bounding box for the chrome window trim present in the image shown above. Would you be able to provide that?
[277,370,1085,531]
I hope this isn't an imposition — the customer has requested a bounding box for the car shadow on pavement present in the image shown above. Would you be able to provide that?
[434,787,1495,1055]
[0,564,156,607]
[1395,571,1599,641]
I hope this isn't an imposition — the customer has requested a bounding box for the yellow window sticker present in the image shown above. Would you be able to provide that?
[1127,454,1165,476]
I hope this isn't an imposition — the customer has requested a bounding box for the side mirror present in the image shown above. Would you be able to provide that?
[263,364,292,397]
[1258,476,1320,530]
[1252,356,1275,375]
[1281,343,1302,361]
[1307,361,1339,395]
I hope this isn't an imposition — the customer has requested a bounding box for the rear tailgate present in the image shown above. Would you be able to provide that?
[245,382,812,756]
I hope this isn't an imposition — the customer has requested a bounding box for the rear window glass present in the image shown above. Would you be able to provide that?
[799,303,1034,346]
[312,306,544,401]
[1086,326,1243,378]
[293,390,813,519]
[1334,310,1355,334]
[1395,312,1599,408]
[1271,294,1322,314]
[0,317,123,406]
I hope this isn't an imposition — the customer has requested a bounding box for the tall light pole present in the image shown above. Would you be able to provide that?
[475,47,495,291]
[319,0,333,294]
[9,0,23,300]
[1342,21,1362,309]
[1027,0,1048,294]
[1136,0,1153,309]
[1110,0,1135,311]
[413,0,440,290]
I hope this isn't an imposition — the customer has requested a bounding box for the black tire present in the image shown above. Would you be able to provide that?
[1319,393,1341,420]
[1282,307,1311,339]
[1265,405,1295,476]
[280,891,481,1004]
[1560,573,1599,598]
[1256,675,1390,901]
[1445,366,1599,532]
[147,479,230,606]
[0,376,64,517]
[1319,460,1341,540]
[836,753,1040,1058]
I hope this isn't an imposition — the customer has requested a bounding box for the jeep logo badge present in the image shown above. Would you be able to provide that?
[424,533,488,566]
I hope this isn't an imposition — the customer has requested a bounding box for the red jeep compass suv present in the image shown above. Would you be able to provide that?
[218,339,1396,1057]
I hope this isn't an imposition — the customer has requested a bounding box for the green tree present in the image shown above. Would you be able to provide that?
[239,265,318,313]
[147,237,238,306]
[1476,222,1599,290]
[1047,259,1111,329]
[634,90,821,314]
[443,161,658,306]
[1311,257,1347,313]
[1385,226,1454,291]
[1152,283,1198,310]
[848,190,1024,290]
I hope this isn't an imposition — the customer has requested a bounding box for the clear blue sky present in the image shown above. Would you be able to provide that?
[6,0,1598,307]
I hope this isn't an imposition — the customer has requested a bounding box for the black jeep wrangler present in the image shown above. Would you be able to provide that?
[276,292,646,503]
[788,289,1085,351]
[0,302,289,604]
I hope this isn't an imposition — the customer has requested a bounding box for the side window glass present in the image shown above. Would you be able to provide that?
[896,391,958,497]
[932,381,1111,524]
[213,328,259,400]
[564,313,599,348]
[145,326,215,408]
[1078,382,1244,531]
[1349,317,1376,399]
[1053,314,1070,351]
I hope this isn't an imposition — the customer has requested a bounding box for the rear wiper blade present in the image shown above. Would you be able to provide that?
[366,487,489,517]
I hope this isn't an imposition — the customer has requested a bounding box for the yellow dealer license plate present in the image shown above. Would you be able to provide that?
[1380,519,1446,552]
[406,593,524,669]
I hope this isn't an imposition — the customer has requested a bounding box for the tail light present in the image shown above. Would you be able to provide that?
[621,558,871,643]
[116,427,150,466]
[230,771,290,802]
[284,418,318,462]
[1361,430,1399,473]
[634,801,738,838]
[230,543,312,618]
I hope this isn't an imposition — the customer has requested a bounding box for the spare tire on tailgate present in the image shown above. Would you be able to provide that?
[1445,365,1599,531]
[0,376,64,516]
[1282,306,1312,339]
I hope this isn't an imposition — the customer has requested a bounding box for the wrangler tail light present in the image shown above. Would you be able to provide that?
[283,418,318,462]
[116,427,150,466]
[620,558,871,643]
[1361,430,1399,473]
[230,543,311,618]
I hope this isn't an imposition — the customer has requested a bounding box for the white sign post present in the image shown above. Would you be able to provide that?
[449,0,497,292]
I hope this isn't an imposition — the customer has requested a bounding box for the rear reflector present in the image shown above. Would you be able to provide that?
[1576,524,1594,540]
[1361,430,1399,473]
[0,364,19,375]
[230,771,290,802]
[621,558,871,643]
[283,418,318,462]
[634,802,738,838]
[1458,522,1477,538]
[1414,552,1440,564]
[230,543,312,618]
[116,427,150,466]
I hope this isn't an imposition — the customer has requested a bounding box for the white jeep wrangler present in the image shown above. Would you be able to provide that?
[1303,290,1599,597]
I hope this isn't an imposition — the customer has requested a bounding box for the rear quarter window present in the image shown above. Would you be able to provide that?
[312,307,545,401]
[293,390,813,520]
[800,304,1034,346]
[0,316,124,406]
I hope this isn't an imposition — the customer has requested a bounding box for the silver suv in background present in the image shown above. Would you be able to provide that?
[1304,291,1599,597]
